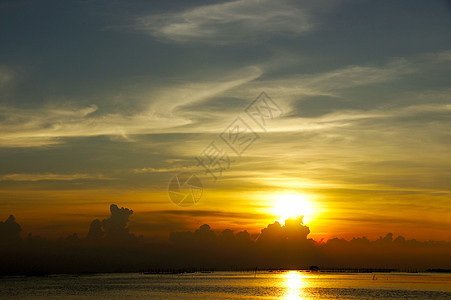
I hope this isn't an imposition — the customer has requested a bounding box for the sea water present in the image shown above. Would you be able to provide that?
[0,271,449,299]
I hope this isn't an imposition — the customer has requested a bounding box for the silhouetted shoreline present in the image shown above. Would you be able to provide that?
[2,268,450,278]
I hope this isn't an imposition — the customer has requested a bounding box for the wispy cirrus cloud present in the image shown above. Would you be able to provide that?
[0,173,113,181]
[0,66,261,147]
[132,166,199,174]
[1,51,449,148]
[134,0,336,44]
[228,58,413,104]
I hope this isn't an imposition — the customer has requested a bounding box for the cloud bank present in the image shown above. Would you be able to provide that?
[0,205,449,275]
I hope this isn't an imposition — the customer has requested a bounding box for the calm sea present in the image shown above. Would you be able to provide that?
[0,271,449,299]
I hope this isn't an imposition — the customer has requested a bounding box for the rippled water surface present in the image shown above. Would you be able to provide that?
[0,271,450,299]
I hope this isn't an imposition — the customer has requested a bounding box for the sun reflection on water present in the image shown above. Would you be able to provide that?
[283,270,307,299]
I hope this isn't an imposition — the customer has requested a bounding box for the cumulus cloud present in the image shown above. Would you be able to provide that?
[87,204,135,242]
[134,0,336,44]
[0,204,450,275]
[0,215,21,245]
[257,216,311,244]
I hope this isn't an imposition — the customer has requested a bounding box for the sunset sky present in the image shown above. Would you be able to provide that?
[0,0,450,242]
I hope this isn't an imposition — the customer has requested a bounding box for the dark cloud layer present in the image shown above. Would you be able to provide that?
[0,205,449,275]
[87,204,135,241]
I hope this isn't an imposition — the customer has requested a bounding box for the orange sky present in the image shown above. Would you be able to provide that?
[0,1,450,243]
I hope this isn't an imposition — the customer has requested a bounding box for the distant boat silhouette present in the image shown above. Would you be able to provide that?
[309,265,319,272]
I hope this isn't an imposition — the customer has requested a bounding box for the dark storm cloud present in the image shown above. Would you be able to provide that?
[87,204,135,241]
[0,204,450,275]
[0,215,21,245]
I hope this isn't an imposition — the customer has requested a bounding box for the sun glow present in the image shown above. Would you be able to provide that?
[272,192,314,224]
[283,271,307,299]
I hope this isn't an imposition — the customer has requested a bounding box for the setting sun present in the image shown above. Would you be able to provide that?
[272,192,314,223]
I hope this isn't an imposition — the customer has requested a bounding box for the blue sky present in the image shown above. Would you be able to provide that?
[0,0,450,240]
